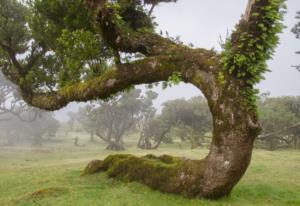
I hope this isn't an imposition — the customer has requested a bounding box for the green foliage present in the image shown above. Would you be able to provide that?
[0,0,115,91]
[221,0,286,108]
[56,29,108,86]
[259,97,299,131]
[141,96,212,148]
[28,0,95,45]
[258,95,300,150]
[77,89,156,150]
[0,0,29,52]
[162,71,182,89]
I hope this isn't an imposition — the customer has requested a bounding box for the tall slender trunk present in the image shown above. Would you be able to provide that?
[89,131,96,142]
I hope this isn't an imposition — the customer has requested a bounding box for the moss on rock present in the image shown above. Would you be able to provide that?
[83,154,206,198]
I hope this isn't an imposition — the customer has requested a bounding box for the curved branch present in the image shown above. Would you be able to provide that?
[91,0,191,57]
[21,48,219,111]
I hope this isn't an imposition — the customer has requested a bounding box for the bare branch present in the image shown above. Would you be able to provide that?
[259,123,300,140]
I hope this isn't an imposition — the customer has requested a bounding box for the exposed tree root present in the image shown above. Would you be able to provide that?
[83,154,206,198]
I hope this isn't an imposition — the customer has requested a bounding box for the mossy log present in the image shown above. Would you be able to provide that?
[83,154,205,198]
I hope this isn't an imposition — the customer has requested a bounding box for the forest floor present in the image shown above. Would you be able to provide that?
[0,133,300,206]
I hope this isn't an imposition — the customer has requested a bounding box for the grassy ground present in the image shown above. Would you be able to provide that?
[0,133,299,206]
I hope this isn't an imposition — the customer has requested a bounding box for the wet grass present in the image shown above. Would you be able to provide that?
[0,135,299,206]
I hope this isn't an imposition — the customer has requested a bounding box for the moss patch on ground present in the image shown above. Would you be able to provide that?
[83,154,205,197]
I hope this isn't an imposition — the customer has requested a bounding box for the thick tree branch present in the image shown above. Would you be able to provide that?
[21,47,219,111]
[89,0,196,57]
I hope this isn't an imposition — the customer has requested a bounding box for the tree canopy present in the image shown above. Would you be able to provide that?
[0,0,285,111]
[258,95,300,150]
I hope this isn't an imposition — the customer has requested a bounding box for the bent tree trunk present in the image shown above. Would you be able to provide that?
[96,131,126,151]
[3,0,285,200]
[137,126,170,150]
[137,134,163,150]
[137,133,152,149]
[293,136,300,150]
[106,138,125,151]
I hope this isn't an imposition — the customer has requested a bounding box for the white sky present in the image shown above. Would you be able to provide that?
[55,0,300,121]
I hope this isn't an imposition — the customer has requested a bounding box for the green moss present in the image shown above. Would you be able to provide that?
[81,159,103,176]
[83,154,206,198]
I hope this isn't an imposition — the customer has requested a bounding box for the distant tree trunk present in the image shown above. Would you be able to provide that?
[294,136,300,150]
[106,136,125,151]
[189,135,202,149]
[6,131,15,146]
[138,126,170,150]
[189,139,199,149]
[89,131,96,142]
[137,133,152,149]
[32,135,43,147]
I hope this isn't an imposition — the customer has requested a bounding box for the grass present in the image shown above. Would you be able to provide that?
[0,132,299,206]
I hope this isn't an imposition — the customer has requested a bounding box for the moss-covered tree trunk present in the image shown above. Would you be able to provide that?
[201,107,259,197]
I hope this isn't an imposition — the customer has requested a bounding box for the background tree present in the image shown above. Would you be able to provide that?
[76,105,98,142]
[66,111,77,133]
[0,108,59,146]
[0,0,286,199]
[94,89,143,150]
[164,97,212,149]
[136,90,160,149]
[140,97,212,150]
[258,95,300,150]
[138,115,172,149]
[22,110,60,146]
